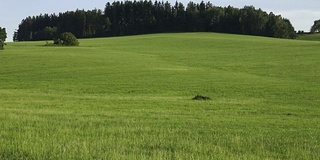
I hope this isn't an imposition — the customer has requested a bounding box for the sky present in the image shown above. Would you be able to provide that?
[1,0,320,42]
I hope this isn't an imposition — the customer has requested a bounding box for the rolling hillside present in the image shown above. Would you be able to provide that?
[0,33,319,159]
[297,33,320,41]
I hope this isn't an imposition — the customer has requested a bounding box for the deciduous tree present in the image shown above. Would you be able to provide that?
[0,27,7,50]
[311,19,320,33]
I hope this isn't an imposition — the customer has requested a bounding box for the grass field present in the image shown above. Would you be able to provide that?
[297,33,320,41]
[0,33,319,159]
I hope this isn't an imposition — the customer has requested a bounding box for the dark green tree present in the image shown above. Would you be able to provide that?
[13,30,19,42]
[34,26,57,40]
[205,6,224,32]
[239,6,268,35]
[186,1,198,31]
[266,13,296,38]
[0,27,7,50]
[311,19,320,33]
[223,6,241,34]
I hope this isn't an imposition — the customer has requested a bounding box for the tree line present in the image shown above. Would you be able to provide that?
[15,0,296,41]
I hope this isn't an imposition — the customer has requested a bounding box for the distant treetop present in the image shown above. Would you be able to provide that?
[311,19,320,33]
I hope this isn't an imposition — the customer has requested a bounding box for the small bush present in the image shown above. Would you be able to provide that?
[192,95,211,100]
[0,27,6,50]
[54,32,79,46]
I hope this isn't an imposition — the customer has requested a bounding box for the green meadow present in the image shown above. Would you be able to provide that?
[0,33,319,159]
[297,33,320,41]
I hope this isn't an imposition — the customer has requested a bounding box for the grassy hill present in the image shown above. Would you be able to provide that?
[297,33,320,41]
[0,33,319,159]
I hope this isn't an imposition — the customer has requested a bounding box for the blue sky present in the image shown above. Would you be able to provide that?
[1,0,320,41]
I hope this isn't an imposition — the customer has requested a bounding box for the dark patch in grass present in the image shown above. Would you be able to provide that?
[192,95,211,101]
[0,150,35,160]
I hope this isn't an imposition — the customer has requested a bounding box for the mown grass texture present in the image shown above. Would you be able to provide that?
[0,33,319,159]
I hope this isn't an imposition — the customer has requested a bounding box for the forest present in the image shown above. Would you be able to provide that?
[15,0,297,41]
